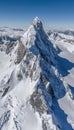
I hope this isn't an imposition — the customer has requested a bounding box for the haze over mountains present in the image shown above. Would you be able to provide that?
[0,17,74,130]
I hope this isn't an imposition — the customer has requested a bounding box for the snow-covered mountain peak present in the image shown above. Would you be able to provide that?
[0,18,74,130]
[22,17,52,53]
[32,17,43,29]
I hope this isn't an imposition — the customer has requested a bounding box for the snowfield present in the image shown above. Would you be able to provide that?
[0,17,74,130]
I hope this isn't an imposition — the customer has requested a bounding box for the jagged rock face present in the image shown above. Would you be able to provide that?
[0,17,66,130]
[5,42,16,54]
[15,41,26,64]
[30,88,48,115]
[20,51,41,80]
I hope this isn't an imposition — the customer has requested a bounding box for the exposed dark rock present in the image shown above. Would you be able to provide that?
[2,86,10,97]
[15,41,26,64]
[42,120,47,130]
[30,88,47,115]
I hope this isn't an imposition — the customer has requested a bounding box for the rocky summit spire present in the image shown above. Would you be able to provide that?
[32,16,43,29]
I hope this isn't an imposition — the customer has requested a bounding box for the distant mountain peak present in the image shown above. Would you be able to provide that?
[33,16,43,29]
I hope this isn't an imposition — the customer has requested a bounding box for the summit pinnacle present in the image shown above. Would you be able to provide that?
[33,17,43,29]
